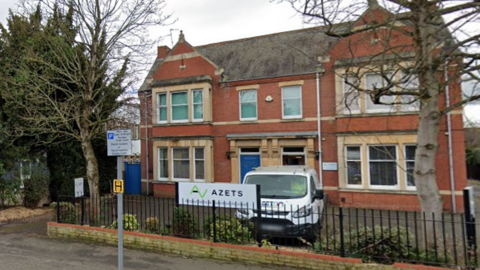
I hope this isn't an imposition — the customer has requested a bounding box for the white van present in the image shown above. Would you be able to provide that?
[236,166,324,240]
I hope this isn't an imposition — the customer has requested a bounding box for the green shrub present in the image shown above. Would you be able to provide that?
[111,214,139,231]
[23,163,49,209]
[0,176,21,206]
[171,207,198,238]
[204,215,253,244]
[144,217,160,234]
[315,226,415,264]
[50,201,78,224]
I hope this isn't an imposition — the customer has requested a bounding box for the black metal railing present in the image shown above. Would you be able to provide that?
[55,194,478,269]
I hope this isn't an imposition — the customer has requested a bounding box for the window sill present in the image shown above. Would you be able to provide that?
[338,187,418,194]
[239,120,258,124]
[280,118,304,123]
[153,121,213,127]
[336,111,419,118]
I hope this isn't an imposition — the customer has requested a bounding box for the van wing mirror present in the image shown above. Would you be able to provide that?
[315,189,324,200]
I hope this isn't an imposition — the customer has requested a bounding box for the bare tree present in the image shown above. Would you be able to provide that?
[2,0,171,203]
[279,0,480,216]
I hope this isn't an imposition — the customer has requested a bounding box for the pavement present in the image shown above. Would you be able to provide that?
[0,215,285,270]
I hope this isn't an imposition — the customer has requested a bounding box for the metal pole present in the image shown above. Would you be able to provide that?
[316,66,325,187]
[444,61,456,213]
[117,156,123,270]
[144,93,150,195]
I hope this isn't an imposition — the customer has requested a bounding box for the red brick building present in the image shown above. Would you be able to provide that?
[138,5,467,211]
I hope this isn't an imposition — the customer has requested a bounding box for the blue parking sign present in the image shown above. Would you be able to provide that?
[108,133,114,140]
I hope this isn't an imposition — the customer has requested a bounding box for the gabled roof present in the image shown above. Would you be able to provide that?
[196,25,343,82]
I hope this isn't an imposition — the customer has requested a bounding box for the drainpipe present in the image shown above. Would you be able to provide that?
[444,60,456,213]
[144,91,152,195]
[316,64,326,187]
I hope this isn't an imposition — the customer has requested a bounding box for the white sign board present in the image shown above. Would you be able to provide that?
[177,183,258,208]
[107,129,132,156]
[322,162,338,171]
[74,177,84,197]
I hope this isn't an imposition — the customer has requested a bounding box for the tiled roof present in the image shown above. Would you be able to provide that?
[196,25,343,82]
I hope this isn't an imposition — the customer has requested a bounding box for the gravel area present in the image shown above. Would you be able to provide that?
[0,207,53,223]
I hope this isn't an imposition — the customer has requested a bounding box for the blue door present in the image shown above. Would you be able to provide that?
[240,155,260,183]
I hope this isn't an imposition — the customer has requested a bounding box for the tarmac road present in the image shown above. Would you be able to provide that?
[0,215,285,270]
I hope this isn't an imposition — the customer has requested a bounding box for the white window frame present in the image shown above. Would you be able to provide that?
[404,144,417,191]
[343,76,361,114]
[157,147,169,181]
[367,145,399,190]
[157,93,167,124]
[194,147,205,182]
[239,90,258,121]
[345,146,363,188]
[172,147,190,182]
[282,85,303,119]
[365,72,396,113]
[192,89,204,122]
[170,91,189,123]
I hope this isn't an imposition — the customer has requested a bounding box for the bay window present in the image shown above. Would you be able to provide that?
[171,92,188,122]
[194,148,205,181]
[157,93,167,123]
[192,89,203,121]
[173,147,190,180]
[368,146,398,188]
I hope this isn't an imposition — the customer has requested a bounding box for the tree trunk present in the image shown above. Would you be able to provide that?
[80,136,100,225]
[415,96,443,218]
[412,1,444,219]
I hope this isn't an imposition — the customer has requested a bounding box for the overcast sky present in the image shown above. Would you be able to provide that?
[1,0,478,125]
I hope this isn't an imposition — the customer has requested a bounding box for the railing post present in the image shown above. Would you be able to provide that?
[81,196,85,226]
[56,194,60,223]
[212,200,217,243]
[339,207,345,257]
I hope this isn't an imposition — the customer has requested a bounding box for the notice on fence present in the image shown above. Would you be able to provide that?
[177,183,258,209]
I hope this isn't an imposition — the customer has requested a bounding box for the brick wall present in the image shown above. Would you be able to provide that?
[48,222,450,270]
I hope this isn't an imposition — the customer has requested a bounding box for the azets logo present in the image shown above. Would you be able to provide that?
[190,185,208,199]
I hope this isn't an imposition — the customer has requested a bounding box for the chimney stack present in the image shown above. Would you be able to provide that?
[157,46,171,59]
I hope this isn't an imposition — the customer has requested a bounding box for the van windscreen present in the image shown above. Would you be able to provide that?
[244,175,308,199]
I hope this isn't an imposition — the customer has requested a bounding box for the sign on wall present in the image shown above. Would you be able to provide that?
[107,129,132,156]
[322,162,338,171]
[177,183,258,208]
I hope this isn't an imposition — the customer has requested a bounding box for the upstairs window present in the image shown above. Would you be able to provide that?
[365,73,395,113]
[171,92,188,122]
[192,89,203,121]
[400,73,420,111]
[157,93,167,123]
[239,90,257,120]
[282,85,302,119]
